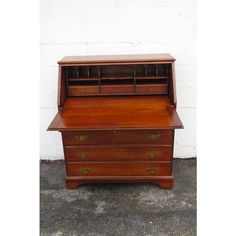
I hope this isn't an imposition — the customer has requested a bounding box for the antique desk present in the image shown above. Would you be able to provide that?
[48,54,183,189]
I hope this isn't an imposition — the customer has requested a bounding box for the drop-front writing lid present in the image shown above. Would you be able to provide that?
[48,96,183,131]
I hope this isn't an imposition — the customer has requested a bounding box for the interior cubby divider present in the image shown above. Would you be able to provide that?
[65,64,170,96]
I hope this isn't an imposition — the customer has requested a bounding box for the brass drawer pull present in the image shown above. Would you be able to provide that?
[146,151,160,158]
[77,152,89,158]
[147,134,160,141]
[80,168,91,174]
[147,167,157,173]
[75,135,89,142]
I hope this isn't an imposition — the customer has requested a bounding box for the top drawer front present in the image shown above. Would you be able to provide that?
[62,130,173,145]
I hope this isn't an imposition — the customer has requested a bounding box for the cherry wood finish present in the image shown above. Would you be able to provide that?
[48,54,183,189]
[66,162,171,176]
[100,85,134,94]
[68,86,99,96]
[62,130,173,145]
[48,96,183,131]
[64,146,172,162]
[136,84,168,94]
[58,54,175,65]
[65,176,174,189]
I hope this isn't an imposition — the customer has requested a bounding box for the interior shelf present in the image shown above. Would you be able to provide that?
[65,64,170,96]
[68,76,168,81]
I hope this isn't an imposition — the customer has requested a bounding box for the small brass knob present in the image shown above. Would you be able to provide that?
[75,135,89,142]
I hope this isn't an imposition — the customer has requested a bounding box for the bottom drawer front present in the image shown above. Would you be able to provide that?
[64,146,172,161]
[66,162,171,176]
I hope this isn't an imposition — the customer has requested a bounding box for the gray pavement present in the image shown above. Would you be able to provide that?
[40,159,196,236]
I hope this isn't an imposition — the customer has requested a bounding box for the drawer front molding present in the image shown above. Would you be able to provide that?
[63,130,173,145]
[64,146,172,161]
[67,162,171,176]
[147,167,157,173]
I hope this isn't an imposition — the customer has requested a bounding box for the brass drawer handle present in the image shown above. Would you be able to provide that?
[77,152,89,158]
[147,167,157,173]
[146,151,160,158]
[75,135,89,142]
[147,134,160,141]
[80,168,91,174]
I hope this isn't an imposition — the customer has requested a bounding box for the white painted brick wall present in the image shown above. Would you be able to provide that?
[40,0,196,159]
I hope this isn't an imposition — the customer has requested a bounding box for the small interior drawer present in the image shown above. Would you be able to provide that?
[100,85,134,94]
[66,162,172,176]
[136,84,168,94]
[67,86,99,96]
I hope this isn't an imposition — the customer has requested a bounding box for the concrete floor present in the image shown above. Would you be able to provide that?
[40,159,196,236]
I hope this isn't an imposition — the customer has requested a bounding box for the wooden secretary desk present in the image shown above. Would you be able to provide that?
[48,54,183,189]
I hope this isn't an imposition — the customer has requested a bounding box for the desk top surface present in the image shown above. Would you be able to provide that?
[58,54,175,65]
[48,96,183,131]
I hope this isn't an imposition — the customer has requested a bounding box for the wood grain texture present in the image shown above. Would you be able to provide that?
[100,85,134,94]
[57,65,67,109]
[62,130,173,145]
[65,176,174,189]
[135,84,168,94]
[58,54,175,65]
[47,96,183,131]
[64,146,172,162]
[67,86,99,96]
[48,54,183,189]
[66,162,172,176]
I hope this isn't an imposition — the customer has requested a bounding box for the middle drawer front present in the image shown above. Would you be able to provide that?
[66,162,172,176]
[64,146,172,162]
[62,130,173,145]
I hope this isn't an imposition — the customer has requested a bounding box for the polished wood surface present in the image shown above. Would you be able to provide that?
[66,162,172,176]
[48,54,183,189]
[48,96,183,131]
[62,130,173,145]
[64,146,172,162]
[68,86,99,96]
[135,84,168,94]
[64,63,170,97]
[100,85,134,94]
[65,176,174,189]
[58,54,175,65]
